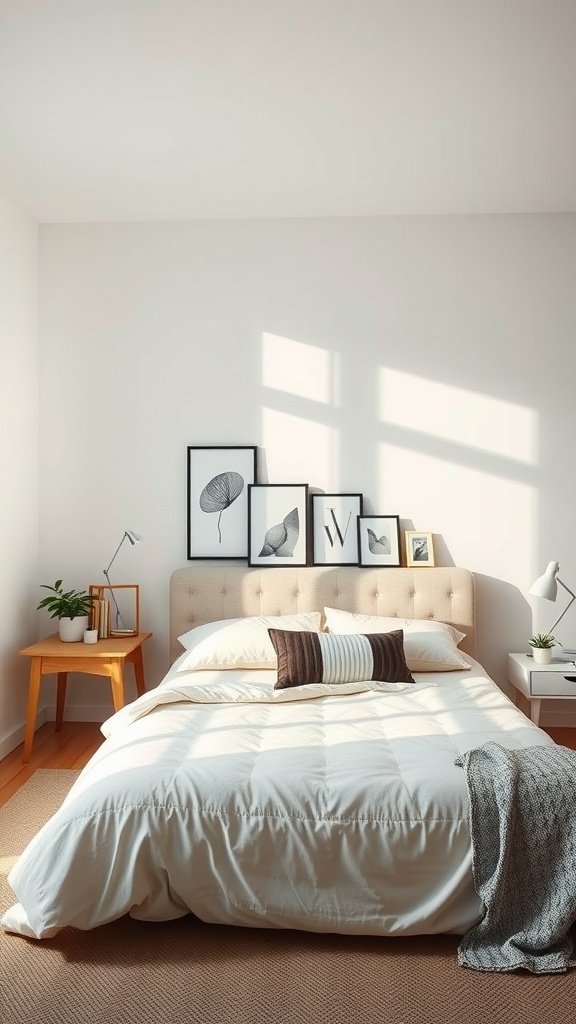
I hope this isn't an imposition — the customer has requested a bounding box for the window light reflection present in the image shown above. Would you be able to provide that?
[379,368,537,465]
[378,441,536,582]
[262,332,339,405]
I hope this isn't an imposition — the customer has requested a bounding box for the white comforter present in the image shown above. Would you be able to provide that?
[2,656,552,940]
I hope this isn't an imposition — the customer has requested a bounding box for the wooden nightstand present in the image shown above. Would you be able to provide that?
[508,652,576,726]
[19,631,152,763]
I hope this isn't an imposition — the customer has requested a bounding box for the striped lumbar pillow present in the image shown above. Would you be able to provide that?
[267,628,415,690]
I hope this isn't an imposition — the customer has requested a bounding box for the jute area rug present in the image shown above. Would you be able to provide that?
[1,772,576,1024]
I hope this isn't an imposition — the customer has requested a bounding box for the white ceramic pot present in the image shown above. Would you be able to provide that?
[532,647,553,664]
[59,615,89,642]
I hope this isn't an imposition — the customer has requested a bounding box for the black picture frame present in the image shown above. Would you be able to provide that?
[187,445,257,559]
[248,484,309,567]
[311,493,363,566]
[357,515,401,567]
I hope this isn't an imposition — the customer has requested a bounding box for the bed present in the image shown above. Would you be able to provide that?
[2,565,553,943]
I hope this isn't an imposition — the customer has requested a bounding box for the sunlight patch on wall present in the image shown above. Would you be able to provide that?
[379,368,537,465]
[262,333,339,405]
[263,408,338,491]
[379,442,536,586]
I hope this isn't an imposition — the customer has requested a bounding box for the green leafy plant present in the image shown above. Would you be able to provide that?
[37,579,96,621]
[528,633,556,650]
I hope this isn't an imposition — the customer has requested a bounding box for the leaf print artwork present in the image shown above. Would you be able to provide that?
[259,507,300,557]
[187,446,257,559]
[367,528,391,555]
[199,471,245,543]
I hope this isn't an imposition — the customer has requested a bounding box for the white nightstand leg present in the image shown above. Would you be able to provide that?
[530,699,542,725]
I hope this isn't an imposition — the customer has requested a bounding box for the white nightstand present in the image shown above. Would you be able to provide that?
[508,653,576,725]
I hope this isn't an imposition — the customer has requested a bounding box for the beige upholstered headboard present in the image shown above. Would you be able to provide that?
[169,566,475,664]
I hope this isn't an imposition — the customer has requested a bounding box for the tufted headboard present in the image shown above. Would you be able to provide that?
[169,565,475,665]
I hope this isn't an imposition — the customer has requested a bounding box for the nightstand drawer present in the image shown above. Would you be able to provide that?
[530,672,576,697]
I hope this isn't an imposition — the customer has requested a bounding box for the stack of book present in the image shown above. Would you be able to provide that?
[89,593,111,639]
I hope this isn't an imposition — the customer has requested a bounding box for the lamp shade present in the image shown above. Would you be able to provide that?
[529,561,559,601]
[125,530,143,545]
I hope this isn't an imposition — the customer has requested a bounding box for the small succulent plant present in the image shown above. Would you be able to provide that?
[528,633,556,650]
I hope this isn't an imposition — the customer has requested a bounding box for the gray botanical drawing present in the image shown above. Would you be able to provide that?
[367,528,391,554]
[259,507,300,557]
[199,471,244,543]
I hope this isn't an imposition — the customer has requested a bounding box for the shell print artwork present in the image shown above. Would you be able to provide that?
[367,528,391,555]
[199,471,245,543]
[259,507,300,558]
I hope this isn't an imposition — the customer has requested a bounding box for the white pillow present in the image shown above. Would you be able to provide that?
[323,608,470,673]
[323,608,465,644]
[177,612,323,672]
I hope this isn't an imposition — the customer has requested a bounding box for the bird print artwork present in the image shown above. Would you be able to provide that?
[259,507,300,557]
[412,539,429,561]
[367,528,391,555]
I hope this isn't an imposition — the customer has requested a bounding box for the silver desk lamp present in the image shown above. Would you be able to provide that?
[103,529,142,633]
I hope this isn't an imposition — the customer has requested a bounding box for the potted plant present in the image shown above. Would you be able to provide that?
[37,579,96,642]
[529,632,556,665]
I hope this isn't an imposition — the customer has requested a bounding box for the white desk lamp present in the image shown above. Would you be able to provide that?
[530,560,576,654]
[103,529,142,633]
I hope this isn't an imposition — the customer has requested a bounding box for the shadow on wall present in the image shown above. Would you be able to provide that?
[429,534,453,567]
[473,574,531,692]
[405,534,530,691]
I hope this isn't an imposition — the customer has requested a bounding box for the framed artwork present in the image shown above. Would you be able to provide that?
[357,515,401,567]
[187,445,257,559]
[248,484,309,567]
[311,493,363,566]
[405,531,435,568]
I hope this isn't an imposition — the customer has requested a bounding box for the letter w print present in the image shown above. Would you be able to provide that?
[312,493,363,566]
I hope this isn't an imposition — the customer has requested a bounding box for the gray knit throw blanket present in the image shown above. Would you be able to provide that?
[455,741,576,973]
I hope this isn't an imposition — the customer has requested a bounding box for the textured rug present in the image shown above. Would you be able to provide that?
[2,771,576,1024]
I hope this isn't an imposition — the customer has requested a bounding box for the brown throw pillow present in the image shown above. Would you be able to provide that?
[268,628,415,690]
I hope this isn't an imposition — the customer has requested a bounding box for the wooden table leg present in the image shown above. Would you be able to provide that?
[108,659,125,712]
[530,699,542,725]
[23,657,43,764]
[55,672,68,731]
[132,644,146,697]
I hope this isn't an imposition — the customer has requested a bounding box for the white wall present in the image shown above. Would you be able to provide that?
[0,188,39,757]
[31,214,576,727]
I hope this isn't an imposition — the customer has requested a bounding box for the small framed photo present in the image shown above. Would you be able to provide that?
[248,484,309,567]
[187,445,257,559]
[357,515,401,567]
[405,531,435,568]
[311,493,363,566]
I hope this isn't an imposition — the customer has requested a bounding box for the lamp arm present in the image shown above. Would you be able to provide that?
[557,576,576,602]
[103,532,130,631]
[548,576,576,635]
[103,569,129,631]
[103,533,127,577]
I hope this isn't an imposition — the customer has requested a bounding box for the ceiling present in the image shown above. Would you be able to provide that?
[0,0,574,223]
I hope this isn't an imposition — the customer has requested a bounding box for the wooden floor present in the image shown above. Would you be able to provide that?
[1,720,575,809]
[0,721,104,807]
